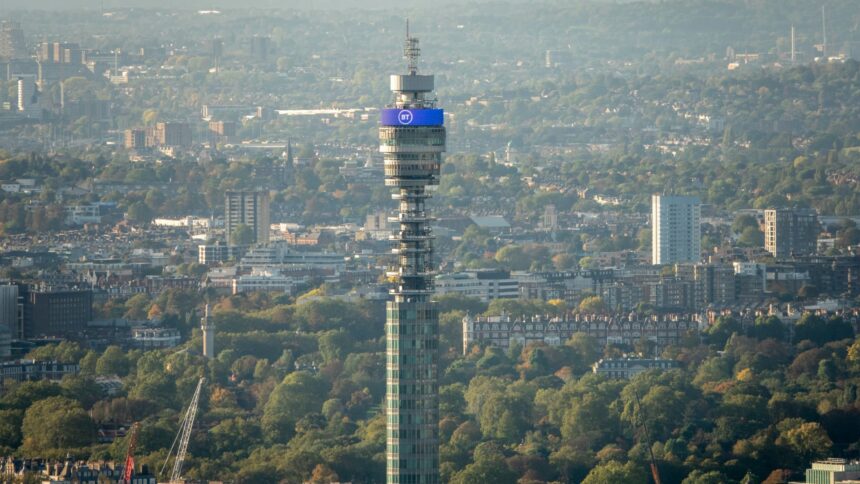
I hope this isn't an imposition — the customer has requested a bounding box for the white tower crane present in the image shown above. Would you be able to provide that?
[161,377,205,484]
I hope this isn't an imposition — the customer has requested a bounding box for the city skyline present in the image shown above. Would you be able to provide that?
[0,2,858,483]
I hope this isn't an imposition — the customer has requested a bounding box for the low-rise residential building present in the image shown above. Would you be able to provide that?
[462,313,699,354]
[153,216,219,230]
[0,457,157,483]
[143,275,200,294]
[130,327,181,350]
[592,357,680,379]
[517,269,619,302]
[0,359,79,383]
[436,270,519,302]
[65,203,115,225]
[198,244,246,265]
[238,245,346,272]
[232,269,296,294]
[204,266,239,290]
[802,458,860,484]
[596,263,767,311]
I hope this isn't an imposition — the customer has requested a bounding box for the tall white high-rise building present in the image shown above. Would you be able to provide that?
[651,195,701,265]
[17,75,38,117]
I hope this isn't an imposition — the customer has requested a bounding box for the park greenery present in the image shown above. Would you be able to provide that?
[0,290,857,483]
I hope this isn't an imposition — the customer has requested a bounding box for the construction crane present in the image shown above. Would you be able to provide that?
[161,377,205,484]
[122,422,140,484]
[633,391,663,484]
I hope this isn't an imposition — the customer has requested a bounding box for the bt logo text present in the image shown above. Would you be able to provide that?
[398,110,414,125]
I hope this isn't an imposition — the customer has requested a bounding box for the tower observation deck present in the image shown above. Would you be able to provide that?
[380,27,444,484]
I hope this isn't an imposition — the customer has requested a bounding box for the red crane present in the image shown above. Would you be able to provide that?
[122,422,141,484]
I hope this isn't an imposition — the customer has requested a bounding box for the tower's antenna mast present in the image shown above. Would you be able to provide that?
[821,4,828,59]
[404,19,420,75]
[791,24,796,63]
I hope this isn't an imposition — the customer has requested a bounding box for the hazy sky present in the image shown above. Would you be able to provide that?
[1,0,512,11]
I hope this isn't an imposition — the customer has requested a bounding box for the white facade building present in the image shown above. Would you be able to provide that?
[17,75,38,117]
[592,357,680,379]
[733,262,767,287]
[153,216,219,230]
[435,270,519,302]
[651,195,701,265]
[131,327,181,350]
[232,269,295,294]
[804,458,860,484]
[65,204,112,225]
[238,245,346,271]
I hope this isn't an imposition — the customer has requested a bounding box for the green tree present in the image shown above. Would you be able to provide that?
[565,333,601,373]
[485,299,556,318]
[737,226,764,247]
[126,201,153,224]
[21,396,96,455]
[581,461,648,484]
[60,375,104,408]
[79,350,99,375]
[777,419,832,464]
[96,345,130,376]
[732,214,760,234]
[25,341,84,363]
[748,315,786,340]
[706,316,742,347]
[637,228,652,251]
[578,296,606,314]
[0,381,63,410]
[230,224,255,245]
[434,293,488,315]
[552,253,577,270]
[494,245,530,271]
[0,410,23,449]
[449,442,517,484]
[579,256,598,270]
[318,329,351,364]
[795,313,853,345]
[123,294,151,320]
[477,391,531,443]
[682,470,731,484]
[262,371,327,443]
[209,417,263,456]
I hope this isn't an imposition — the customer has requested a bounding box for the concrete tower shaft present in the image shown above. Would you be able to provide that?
[381,29,444,484]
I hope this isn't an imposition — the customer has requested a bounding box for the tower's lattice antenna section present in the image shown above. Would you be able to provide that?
[404,20,421,74]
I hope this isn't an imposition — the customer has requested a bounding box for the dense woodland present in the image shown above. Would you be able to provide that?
[0,291,857,483]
